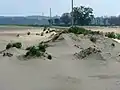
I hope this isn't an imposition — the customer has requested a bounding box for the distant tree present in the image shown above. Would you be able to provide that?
[48,19,53,25]
[54,18,60,25]
[71,6,94,25]
[108,16,120,25]
[60,13,71,25]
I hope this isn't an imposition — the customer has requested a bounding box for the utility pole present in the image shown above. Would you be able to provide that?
[49,8,52,27]
[71,0,74,27]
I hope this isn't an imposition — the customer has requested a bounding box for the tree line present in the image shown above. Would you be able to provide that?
[49,6,120,26]
[48,6,94,26]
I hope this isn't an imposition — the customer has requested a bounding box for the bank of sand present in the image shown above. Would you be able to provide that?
[1,27,120,90]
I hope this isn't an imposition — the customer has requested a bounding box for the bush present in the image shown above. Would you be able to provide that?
[68,26,101,35]
[90,37,97,43]
[68,27,87,34]
[47,54,52,60]
[38,43,46,52]
[116,33,120,39]
[25,46,41,57]
[25,43,48,57]
[13,42,22,49]
[105,32,116,38]
[6,43,13,49]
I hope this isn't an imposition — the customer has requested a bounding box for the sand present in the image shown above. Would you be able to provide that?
[1,26,120,90]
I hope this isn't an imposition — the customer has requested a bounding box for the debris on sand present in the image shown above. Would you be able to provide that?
[16,34,20,37]
[52,32,63,42]
[74,47,102,59]
[3,52,13,57]
[36,33,40,35]
[27,32,30,35]
[111,43,115,47]
[41,32,44,36]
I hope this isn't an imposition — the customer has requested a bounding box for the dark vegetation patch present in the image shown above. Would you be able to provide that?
[74,47,101,59]
[6,42,22,49]
[25,42,52,59]
[68,26,101,35]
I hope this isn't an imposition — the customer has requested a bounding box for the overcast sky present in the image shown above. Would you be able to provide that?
[0,0,119,16]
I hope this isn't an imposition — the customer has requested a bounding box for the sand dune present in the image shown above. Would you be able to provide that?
[1,27,120,90]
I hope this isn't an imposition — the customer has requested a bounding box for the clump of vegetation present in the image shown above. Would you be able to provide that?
[74,47,101,59]
[25,46,43,57]
[90,36,97,43]
[6,43,13,49]
[105,32,116,39]
[68,26,101,35]
[27,32,30,35]
[38,43,46,52]
[68,27,89,34]
[105,32,120,40]
[25,42,49,58]
[6,42,22,49]
[115,33,120,39]
[13,42,22,49]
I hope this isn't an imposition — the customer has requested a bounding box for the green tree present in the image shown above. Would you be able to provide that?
[48,19,53,25]
[60,13,71,25]
[72,6,94,25]
[54,18,60,25]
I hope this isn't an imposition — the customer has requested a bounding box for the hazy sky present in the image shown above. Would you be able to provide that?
[0,0,119,16]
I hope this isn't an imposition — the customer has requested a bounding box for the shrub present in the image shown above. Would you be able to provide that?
[90,36,97,43]
[47,54,52,60]
[68,27,103,36]
[25,43,47,57]
[6,43,13,49]
[68,27,87,34]
[116,33,120,39]
[13,42,22,49]
[105,32,116,38]
[25,46,40,57]
[38,43,46,52]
